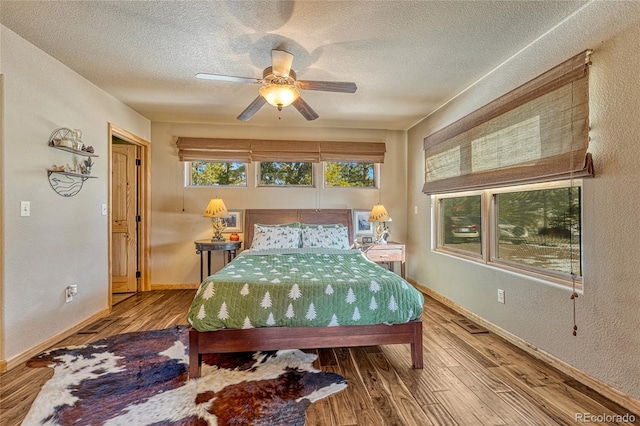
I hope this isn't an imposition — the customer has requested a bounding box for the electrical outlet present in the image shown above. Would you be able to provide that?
[497,289,505,304]
[21,201,30,217]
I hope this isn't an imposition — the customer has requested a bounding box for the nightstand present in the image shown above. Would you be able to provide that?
[362,242,406,278]
[194,240,242,282]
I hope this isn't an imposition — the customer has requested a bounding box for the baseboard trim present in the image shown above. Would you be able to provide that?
[151,283,200,290]
[0,308,111,373]
[410,280,640,416]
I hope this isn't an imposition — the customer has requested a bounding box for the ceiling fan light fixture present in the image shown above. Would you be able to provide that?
[259,84,300,110]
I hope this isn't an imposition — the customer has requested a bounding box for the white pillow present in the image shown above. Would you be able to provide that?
[250,223,302,250]
[301,224,350,249]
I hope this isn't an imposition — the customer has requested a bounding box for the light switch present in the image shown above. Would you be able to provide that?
[20,201,30,217]
[101,204,108,216]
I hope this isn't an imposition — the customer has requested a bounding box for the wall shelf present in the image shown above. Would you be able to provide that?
[47,170,98,180]
[47,127,98,197]
[49,144,99,157]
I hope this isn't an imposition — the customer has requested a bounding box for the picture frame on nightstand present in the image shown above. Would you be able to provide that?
[223,210,243,232]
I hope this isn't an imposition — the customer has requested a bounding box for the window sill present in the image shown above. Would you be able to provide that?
[433,247,583,292]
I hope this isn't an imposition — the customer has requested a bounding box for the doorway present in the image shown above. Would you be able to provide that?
[108,124,150,306]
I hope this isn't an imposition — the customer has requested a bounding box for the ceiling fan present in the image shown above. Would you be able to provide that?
[196,49,357,121]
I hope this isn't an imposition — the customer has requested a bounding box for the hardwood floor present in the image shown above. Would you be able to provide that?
[1,290,637,425]
[111,291,136,306]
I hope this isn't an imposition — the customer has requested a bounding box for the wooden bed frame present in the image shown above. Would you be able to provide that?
[189,209,423,378]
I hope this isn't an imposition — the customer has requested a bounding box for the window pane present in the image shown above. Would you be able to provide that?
[259,162,313,186]
[440,195,482,255]
[496,187,581,276]
[324,162,376,188]
[189,162,246,186]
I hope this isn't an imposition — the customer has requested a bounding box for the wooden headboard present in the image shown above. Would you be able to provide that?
[244,209,353,249]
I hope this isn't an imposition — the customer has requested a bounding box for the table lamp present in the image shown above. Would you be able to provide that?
[203,198,228,241]
[368,204,391,244]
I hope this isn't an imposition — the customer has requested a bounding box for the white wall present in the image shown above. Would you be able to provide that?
[0,26,150,362]
[407,4,640,401]
[150,122,407,285]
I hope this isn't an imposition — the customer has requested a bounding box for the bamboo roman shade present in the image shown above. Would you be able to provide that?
[176,138,386,163]
[176,138,251,162]
[320,142,386,163]
[250,140,320,162]
[423,50,593,195]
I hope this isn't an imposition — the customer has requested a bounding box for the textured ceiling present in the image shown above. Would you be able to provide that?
[0,0,616,130]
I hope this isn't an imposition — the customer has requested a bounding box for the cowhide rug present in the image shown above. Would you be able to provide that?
[24,326,347,425]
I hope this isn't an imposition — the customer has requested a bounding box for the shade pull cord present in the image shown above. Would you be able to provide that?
[570,272,578,336]
[568,186,577,336]
[569,77,578,337]
[316,181,321,210]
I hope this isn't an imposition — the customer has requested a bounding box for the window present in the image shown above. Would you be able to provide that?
[258,162,313,186]
[493,183,581,277]
[426,53,590,288]
[324,162,377,188]
[187,161,246,187]
[434,180,582,286]
[438,194,482,256]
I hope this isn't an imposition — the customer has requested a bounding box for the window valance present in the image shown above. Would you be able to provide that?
[423,50,593,195]
[176,138,386,163]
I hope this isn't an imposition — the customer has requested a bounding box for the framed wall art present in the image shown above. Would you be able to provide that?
[353,209,374,237]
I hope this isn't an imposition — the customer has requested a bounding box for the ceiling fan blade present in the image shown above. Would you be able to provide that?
[271,49,294,78]
[237,96,267,121]
[292,97,319,121]
[196,73,261,84]
[296,80,357,93]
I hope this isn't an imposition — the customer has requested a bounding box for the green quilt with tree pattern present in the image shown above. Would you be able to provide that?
[188,248,424,331]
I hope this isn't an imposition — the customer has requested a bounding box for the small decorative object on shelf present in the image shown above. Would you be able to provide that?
[80,157,94,175]
[47,128,98,197]
[229,233,240,241]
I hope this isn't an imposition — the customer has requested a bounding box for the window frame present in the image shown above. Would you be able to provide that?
[433,180,583,289]
[322,161,379,189]
[184,161,248,188]
[433,190,485,262]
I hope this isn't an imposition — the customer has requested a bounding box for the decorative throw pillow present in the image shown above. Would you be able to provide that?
[250,223,302,250]
[301,224,350,249]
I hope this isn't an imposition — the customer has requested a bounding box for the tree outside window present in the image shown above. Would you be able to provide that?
[189,162,246,186]
[324,162,376,188]
[258,162,313,186]
[496,186,581,276]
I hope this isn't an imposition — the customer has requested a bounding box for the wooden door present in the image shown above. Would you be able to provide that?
[111,144,138,293]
